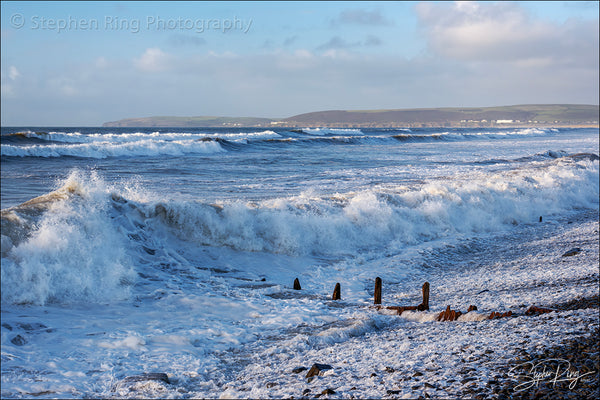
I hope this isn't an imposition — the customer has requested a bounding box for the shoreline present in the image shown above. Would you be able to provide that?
[211,210,599,400]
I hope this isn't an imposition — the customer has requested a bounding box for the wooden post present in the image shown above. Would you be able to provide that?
[422,282,429,311]
[332,283,341,300]
[374,277,382,305]
[293,278,301,290]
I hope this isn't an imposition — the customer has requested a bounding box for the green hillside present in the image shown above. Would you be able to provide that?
[283,104,599,127]
[103,116,276,127]
[103,105,598,127]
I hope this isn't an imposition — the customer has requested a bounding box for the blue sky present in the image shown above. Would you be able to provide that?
[1,1,598,125]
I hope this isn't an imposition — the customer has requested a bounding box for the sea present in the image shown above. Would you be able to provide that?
[1,126,599,398]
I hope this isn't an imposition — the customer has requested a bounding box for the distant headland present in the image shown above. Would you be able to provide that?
[103,104,599,128]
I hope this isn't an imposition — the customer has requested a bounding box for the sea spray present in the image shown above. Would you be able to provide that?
[1,155,597,304]
[139,155,599,256]
[1,171,136,305]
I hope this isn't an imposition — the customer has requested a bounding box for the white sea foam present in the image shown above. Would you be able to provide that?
[468,128,555,136]
[9,130,281,144]
[428,128,556,140]
[1,138,225,158]
[1,171,136,305]
[208,130,280,141]
[1,154,597,307]
[140,156,598,256]
[302,128,364,136]
[8,130,87,143]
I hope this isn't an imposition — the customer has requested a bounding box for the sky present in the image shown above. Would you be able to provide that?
[1,1,599,126]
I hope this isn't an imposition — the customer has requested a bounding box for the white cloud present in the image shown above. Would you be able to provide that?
[134,48,172,72]
[415,1,599,66]
[1,66,21,97]
[293,49,313,59]
[95,57,108,69]
[8,66,20,80]
[46,76,80,97]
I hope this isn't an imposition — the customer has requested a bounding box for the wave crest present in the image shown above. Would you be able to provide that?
[2,153,597,305]
[1,171,136,305]
[1,138,225,158]
[138,154,599,255]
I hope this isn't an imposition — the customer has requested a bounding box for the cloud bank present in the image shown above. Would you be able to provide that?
[1,2,598,125]
[416,1,598,66]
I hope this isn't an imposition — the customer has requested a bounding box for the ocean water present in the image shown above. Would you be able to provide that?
[1,126,599,398]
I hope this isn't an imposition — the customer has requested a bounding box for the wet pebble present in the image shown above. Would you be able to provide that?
[10,335,27,346]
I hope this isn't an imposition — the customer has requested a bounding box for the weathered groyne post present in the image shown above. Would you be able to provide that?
[332,283,341,300]
[374,277,382,305]
[418,282,430,311]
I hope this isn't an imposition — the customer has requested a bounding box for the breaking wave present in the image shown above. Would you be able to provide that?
[393,128,558,142]
[298,128,364,136]
[1,171,137,305]
[1,138,225,158]
[2,130,280,144]
[1,127,565,158]
[2,152,597,305]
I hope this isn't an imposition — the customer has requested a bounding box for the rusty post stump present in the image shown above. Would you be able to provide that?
[374,277,382,305]
[438,305,461,321]
[526,306,554,315]
[332,283,341,300]
[417,282,430,311]
[437,305,451,321]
